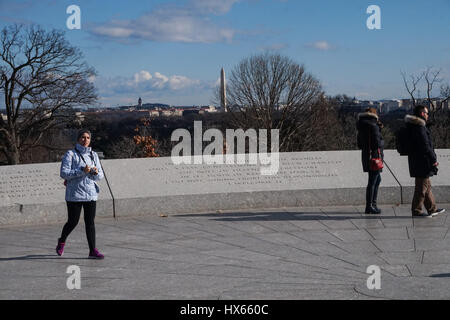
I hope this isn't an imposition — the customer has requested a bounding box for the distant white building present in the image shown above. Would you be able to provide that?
[74,112,85,124]
[398,99,413,110]
[161,109,174,117]
[0,113,7,121]
[149,110,160,117]
[379,100,399,114]
[429,98,450,111]
[200,105,217,113]
[172,109,183,116]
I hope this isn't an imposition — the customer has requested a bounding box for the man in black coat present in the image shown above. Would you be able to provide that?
[357,108,384,214]
[405,105,445,217]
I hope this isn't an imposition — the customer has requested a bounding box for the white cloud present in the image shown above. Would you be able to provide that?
[93,26,133,38]
[89,1,237,44]
[306,41,335,51]
[169,75,200,90]
[134,71,152,83]
[152,72,169,89]
[94,70,213,106]
[190,0,240,14]
[259,43,288,51]
[95,70,203,100]
[87,75,96,83]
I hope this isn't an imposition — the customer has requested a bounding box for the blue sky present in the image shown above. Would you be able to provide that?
[1,0,449,107]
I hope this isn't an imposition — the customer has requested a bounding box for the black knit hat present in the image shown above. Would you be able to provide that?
[77,129,92,141]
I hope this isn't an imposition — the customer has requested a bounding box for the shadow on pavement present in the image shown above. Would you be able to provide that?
[430,273,450,278]
[174,211,414,222]
[0,254,88,261]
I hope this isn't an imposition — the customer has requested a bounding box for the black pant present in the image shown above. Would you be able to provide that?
[366,170,381,207]
[60,201,96,252]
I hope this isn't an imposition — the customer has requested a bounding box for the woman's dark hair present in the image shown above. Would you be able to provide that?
[77,129,92,141]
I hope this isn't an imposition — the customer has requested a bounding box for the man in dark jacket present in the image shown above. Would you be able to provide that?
[405,105,445,217]
[357,108,384,214]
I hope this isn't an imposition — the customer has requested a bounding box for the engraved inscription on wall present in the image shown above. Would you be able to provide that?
[0,168,64,201]
[147,155,342,186]
[438,153,449,164]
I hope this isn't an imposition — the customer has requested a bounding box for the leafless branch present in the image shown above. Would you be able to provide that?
[401,70,424,107]
[225,53,322,151]
[0,24,97,164]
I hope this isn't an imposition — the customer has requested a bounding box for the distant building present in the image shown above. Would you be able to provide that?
[138,97,142,107]
[200,105,217,113]
[149,110,160,117]
[74,112,85,124]
[161,109,173,117]
[172,109,183,117]
[0,113,7,121]
[428,98,450,111]
[379,100,399,114]
[398,99,413,110]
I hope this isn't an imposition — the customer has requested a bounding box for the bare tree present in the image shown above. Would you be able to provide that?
[401,67,450,148]
[0,24,97,165]
[296,95,348,151]
[401,67,449,112]
[105,136,139,159]
[401,70,424,107]
[441,83,450,107]
[223,53,322,151]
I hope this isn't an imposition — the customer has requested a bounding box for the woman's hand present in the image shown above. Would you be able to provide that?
[91,167,99,175]
[83,165,91,173]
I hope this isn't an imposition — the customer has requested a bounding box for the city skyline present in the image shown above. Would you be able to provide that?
[0,0,449,107]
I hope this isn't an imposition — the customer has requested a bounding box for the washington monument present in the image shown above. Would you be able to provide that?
[220,67,227,112]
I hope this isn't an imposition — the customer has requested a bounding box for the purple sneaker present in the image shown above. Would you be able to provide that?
[88,248,104,259]
[56,239,65,256]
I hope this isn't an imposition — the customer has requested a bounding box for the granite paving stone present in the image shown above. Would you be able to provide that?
[422,250,450,264]
[376,251,424,265]
[365,227,409,240]
[407,226,449,239]
[350,217,385,229]
[327,229,375,242]
[407,263,450,277]
[329,240,381,254]
[414,239,450,251]
[1,203,449,300]
[371,239,415,252]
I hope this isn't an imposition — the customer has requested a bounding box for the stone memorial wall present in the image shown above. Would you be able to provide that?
[101,150,401,218]
[0,163,113,225]
[0,149,448,226]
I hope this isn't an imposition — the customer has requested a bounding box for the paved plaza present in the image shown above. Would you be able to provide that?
[1,204,450,300]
